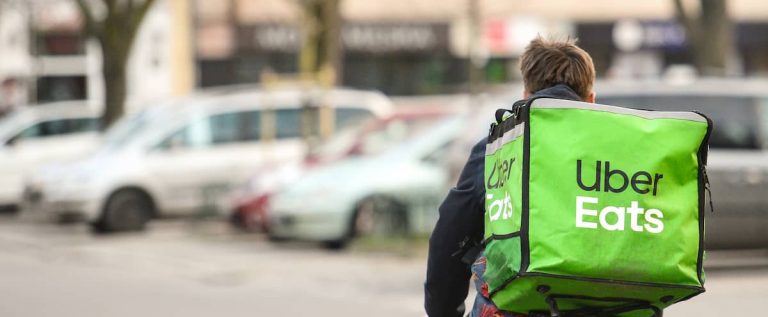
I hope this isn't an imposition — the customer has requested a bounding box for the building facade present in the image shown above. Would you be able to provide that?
[193,0,768,95]
[0,0,191,112]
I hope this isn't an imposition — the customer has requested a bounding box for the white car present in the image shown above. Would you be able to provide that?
[267,114,479,248]
[228,108,458,232]
[23,86,392,231]
[0,101,100,211]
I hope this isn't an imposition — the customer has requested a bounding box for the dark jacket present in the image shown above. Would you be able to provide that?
[424,84,584,317]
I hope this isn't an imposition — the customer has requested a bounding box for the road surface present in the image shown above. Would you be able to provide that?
[0,215,766,316]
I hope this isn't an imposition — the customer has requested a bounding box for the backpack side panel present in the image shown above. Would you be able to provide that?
[484,115,526,292]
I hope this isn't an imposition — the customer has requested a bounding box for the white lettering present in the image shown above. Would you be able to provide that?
[487,194,502,221]
[626,201,645,232]
[575,196,665,233]
[487,193,514,222]
[644,208,665,233]
[599,206,625,231]
[576,196,599,229]
[502,193,513,220]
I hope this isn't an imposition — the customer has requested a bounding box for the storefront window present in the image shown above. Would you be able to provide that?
[36,76,86,102]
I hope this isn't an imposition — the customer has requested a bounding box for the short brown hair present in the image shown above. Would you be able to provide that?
[519,36,595,100]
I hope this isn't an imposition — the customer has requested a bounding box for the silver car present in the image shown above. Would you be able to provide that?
[596,79,768,249]
[0,101,100,211]
[23,86,392,232]
[266,111,495,248]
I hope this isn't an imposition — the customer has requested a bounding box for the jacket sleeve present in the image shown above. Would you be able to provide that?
[425,138,487,317]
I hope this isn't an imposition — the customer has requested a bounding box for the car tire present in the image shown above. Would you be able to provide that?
[56,212,84,224]
[322,240,347,250]
[93,189,153,233]
[229,211,247,230]
[351,195,408,239]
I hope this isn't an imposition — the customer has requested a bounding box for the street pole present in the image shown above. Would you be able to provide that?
[467,0,484,96]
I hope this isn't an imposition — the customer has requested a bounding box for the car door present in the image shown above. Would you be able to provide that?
[699,97,768,249]
[10,116,100,163]
[599,94,768,249]
[144,110,267,215]
[1,117,100,202]
[260,107,309,165]
[408,140,454,234]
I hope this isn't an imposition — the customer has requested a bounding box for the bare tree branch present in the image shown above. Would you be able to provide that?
[130,0,156,34]
[73,0,159,128]
[672,0,696,41]
[75,0,98,36]
[673,0,731,76]
[104,0,116,12]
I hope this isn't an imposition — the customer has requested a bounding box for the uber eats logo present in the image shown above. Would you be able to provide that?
[575,160,665,234]
[486,157,515,222]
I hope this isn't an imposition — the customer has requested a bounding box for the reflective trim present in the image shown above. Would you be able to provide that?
[530,98,709,123]
[486,123,525,155]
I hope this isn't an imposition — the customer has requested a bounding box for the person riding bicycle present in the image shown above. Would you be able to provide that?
[424,36,597,317]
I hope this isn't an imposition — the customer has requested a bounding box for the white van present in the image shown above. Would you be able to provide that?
[23,86,392,231]
[0,102,100,210]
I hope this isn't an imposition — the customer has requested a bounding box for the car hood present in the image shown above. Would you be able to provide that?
[280,156,406,197]
[32,147,136,187]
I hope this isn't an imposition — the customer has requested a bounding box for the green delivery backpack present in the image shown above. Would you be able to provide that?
[482,97,712,317]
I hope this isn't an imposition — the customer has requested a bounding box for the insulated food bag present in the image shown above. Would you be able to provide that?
[483,97,712,316]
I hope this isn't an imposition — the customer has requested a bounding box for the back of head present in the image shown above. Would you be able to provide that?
[519,36,596,101]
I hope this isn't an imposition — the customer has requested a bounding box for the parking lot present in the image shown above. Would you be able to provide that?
[0,214,765,317]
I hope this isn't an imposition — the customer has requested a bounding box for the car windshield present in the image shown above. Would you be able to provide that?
[597,94,762,149]
[309,114,447,162]
[0,110,30,143]
[99,104,177,151]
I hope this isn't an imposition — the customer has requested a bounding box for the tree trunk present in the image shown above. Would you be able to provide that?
[101,45,129,129]
[299,1,321,78]
[674,0,733,76]
[297,0,342,142]
[320,0,341,85]
[697,0,731,76]
[75,0,156,129]
[298,0,342,83]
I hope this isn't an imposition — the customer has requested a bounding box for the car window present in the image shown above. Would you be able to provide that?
[275,108,301,139]
[103,107,169,150]
[69,117,100,133]
[597,95,760,149]
[359,117,444,156]
[243,110,261,141]
[15,117,98,140]
[423,141,454,165]
[155,116,212,150]
[210,112,241,144]
[336,108,373,131]
[155,110,265,151]
[268,107,375,140]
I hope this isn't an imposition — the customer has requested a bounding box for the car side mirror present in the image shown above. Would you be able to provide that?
[154,134,186,153]
[421,152,441,166]
[347,143,363,157]
[5,136,18,147]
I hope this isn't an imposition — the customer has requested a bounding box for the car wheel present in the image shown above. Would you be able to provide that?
[229,211,247,230]
[56,212,83,224]
[322,240,347,250]
[351,196,408,239]
[95,189,153,233]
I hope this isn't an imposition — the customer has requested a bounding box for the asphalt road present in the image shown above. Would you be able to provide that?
[0,214,766,317]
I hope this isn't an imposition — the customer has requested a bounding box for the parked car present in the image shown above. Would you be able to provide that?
[0,101,100,211]
[228,108,458,232]
[23,86,392,231]
[596,79,768,249]
[266,112,489,248]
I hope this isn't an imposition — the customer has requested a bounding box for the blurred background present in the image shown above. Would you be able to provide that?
[0,0,767,316]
